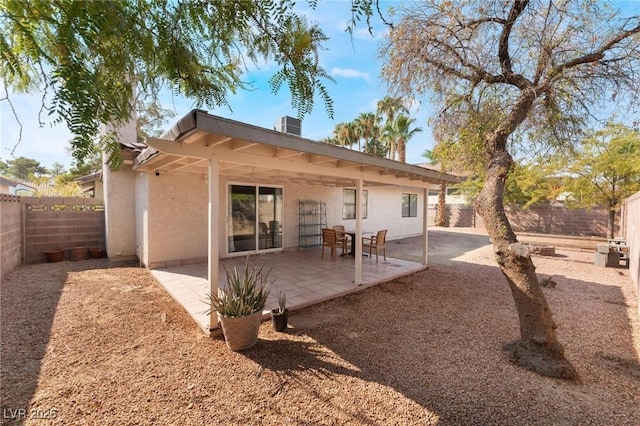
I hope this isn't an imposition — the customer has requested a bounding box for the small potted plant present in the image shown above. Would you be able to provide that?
[271,288,288,332]
[205,257,271,350]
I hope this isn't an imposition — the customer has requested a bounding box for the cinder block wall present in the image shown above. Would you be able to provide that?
[623,191,640,312]
[444,205,618,237]
[1,194,22,279]
[22,197,105,264]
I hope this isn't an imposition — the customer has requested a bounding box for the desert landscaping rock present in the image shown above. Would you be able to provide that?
[1,229,638,425]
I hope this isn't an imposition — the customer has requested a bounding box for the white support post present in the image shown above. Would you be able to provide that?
[355,178,363,285]
[422,187,429,266]
[208,158,220,330]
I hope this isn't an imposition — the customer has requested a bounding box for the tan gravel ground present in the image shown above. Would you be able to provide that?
[1,229,639,425]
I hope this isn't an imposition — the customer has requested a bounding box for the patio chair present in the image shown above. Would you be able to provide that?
[333,225,350,251]
[362,229,387,263]
[321,228,347,260]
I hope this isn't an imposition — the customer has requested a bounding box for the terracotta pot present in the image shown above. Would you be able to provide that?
[217,311,263,351]
[70,247,89,261]
[89,247,104,259]
[44,249,65,263]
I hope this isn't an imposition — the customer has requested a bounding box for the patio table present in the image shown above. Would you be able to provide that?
[342,230,372,257]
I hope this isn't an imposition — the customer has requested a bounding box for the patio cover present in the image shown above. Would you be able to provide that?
[134,109,460,330]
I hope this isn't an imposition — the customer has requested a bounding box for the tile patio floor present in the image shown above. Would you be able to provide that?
[151,248,425,332]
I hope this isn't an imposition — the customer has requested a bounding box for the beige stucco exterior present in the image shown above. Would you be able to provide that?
[145,172,209,267]
[102,122,138,261]
[129,175,429,267]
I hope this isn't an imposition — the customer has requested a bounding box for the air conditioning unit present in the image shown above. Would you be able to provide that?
[275,116,301,136]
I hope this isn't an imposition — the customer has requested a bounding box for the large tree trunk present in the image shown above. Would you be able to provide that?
[435,183,447,226]
[397,138,406,163]
[476,133,578,380]
[390,139,397,161]
[608,209,616,240]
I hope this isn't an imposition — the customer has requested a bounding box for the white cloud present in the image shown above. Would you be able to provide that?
[330,67,371,82]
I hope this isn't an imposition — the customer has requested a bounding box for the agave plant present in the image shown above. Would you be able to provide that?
[276,288,286,314]
[206,257,272,318]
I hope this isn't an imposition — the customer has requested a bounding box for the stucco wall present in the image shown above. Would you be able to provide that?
[623,191,640,312]
[135,171,149,265]
[139,177,432,267]
[1,195,22,279]
[103,121,138,261]
[145,172,209,267]
[285,183,429,245]
[103,164,137,260]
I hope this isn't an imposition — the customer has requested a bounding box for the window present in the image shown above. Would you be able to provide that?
[343,189,368,219]
[402,193,418,217]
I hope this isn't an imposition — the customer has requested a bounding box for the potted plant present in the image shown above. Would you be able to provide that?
[206,257,271,351]
[271,288,288,332]
[44,248,65,262]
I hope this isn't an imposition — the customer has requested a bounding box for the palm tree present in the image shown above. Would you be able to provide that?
[354,112,381,155]
[387,114,422,163]
[424,149,447,226]
[333,122,358,148]
[377,97,408,160]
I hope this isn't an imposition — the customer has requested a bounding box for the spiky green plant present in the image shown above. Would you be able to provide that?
[276,288,286,314]
[206,257,272,318]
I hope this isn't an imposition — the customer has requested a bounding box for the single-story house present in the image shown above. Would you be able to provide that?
[75,171,103,200]
[0,175,36,195]
[102,110,459,330]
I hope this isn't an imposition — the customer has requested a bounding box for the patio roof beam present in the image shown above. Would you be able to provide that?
[149,155,184,170]
[273,148,302,159]
[191,112,460,184]
[206,145,433,188]
[167,158,208,172]
[308,155,337,165]
[207,136,232,147]
[230,140,258,151]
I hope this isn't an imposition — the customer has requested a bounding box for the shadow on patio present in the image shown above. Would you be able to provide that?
[151,248,425,332]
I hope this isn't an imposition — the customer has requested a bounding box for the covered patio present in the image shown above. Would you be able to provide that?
[151,249,424,333]
[130,110,459,331]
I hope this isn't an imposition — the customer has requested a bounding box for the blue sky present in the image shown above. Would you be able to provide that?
[1,1,638,171]
[1,1,430,171]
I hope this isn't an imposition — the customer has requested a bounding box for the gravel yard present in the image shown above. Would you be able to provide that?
[1,229,639,425]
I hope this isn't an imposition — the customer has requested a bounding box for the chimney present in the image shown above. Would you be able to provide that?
[275,116,301,136]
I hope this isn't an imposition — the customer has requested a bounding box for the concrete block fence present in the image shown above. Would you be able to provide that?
[622,191,640,312]
[443,205,619,237]
[0,196,105,278]
[1,194,22,280]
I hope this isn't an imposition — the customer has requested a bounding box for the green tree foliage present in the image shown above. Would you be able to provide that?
[67,150,102,179]
[353,112,381,155]
[384,114,422,163]
[0,159,8,174]
[562,123,640,237]
[377,96,408,160]
[325,98,421,161]
[5,156,48,179]
[1,0,334,164]
[49,162,66,176]
[136,99,177,142]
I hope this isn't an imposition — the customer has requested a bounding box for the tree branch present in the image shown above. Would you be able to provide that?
[548,22,640,80]
[499,0,529,76]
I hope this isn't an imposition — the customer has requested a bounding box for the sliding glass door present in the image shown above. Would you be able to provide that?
[229,185,283,254]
